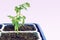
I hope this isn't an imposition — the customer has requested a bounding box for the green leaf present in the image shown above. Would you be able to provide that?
[16,16,22,21]
[15,6,20,13]
[8,15,14,19]
[21,4,27,10]
[19,2,30,10]
[25,2,30,7]
[23,16,26,19]
[12,19,15,25]
[19,5,23,9]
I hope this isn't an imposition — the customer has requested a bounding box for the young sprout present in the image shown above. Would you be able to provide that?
[8,2,30,32]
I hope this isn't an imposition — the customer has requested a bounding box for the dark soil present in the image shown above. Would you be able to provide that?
[3,24,36,31]
[0,33,39,40]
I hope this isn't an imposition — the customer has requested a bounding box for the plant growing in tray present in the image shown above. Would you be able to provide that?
[0,2,41,40]
[7,2,30,31]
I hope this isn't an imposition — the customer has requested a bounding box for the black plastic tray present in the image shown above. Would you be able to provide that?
[0,23,46,40]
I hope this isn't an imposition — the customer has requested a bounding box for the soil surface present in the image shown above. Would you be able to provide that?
[0,33,39,40]
[3,24,36,31]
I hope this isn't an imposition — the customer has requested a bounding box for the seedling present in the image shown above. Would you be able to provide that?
[8,2,30,32]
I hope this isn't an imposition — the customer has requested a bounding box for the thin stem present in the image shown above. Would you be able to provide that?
[22,18,25,25]
[15,26,17,31]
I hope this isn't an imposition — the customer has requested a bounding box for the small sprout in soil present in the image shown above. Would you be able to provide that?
[8,2,30,32]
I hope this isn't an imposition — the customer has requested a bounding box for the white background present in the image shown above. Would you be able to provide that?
[0,0,60,40]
